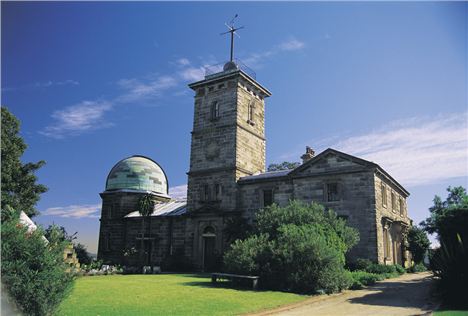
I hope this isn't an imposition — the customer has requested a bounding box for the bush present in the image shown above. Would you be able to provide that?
[1,213,74,316]
[224,201,358,293]
[365,263,397,274]
[347,258,373,271]
[394,264,406,275]
[408,262,427,273]
[348,271,382,289]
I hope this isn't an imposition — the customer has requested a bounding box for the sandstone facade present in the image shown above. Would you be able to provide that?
[97,64,412,271]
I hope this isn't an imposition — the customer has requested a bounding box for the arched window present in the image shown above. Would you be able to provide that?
[203,226,216,236]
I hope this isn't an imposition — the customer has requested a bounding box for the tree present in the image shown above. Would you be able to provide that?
[267,161,300,172]
[74,243,92,265]
[1,210,74,315]
[44,224,77,243]
[1,107,47,217]
[138,194,155,266]
[407,226,430,264]
[224,201,359,293]
[421,186,468,306]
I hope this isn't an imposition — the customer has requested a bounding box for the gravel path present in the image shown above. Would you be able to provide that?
[251,272,436,316]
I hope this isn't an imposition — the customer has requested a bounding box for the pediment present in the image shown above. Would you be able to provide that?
[290,148,374,177]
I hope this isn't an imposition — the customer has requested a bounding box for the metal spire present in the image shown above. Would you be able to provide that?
[220,14,244,62]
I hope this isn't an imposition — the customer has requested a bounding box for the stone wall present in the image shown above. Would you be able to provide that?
[373,173,411,265]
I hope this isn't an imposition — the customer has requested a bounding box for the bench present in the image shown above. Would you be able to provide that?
[211,272,260,290]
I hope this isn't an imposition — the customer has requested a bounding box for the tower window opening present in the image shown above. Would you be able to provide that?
[210,101,220,121]
[247,100,255,125]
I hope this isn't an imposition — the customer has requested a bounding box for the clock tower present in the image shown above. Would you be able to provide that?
[187,62,271,214]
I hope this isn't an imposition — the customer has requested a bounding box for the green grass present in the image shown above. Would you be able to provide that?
[433,311,468,316]
[57,274,308,315]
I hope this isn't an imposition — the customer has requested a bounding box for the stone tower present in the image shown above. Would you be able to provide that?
[185,62,271,270]
[187,62,271,214]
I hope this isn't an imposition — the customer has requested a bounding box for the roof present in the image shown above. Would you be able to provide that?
[238,148,409,196]
[239,169,291,182]
[105,155,169,198]
[124,200,187,218]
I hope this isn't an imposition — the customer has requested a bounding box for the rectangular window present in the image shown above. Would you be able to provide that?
[104,233,111,251]
[108,205,113,219]
[391,192,396,212]
[247,100,255,124]
[263,189,273,207]
[214,184,221,200]
[381,183,387,207]
[399,198,404,216]
[327,183,339,201]
[203,184,210,201]
[210,101,220,120]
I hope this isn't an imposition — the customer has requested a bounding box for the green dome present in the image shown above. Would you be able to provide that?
[105,156,168,196]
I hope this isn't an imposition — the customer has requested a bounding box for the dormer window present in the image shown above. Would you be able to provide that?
[210,101,220,121]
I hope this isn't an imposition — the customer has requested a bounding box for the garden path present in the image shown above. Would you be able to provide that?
[251,272,436,316]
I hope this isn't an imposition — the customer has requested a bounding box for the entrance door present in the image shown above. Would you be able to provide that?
[202,226,217,272]
[203,236,216,272]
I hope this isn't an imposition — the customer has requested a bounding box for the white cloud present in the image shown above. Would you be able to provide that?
[40,100,112,139]
[117,75,177,102]
[42,204,101,219]
[179,67,205,81]
[169,184,187,200]
[279,39,305,51]
[330,113,468,187]
[176,58,190,66]
[3,79,79,92]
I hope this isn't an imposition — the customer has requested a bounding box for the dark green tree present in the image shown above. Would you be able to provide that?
[73,243,92,265]
[421,186,468,306]
[1,107,47,217]
[267,161,300,172]
[138,194,155,266]
[1,210,74,315]
[407,226,431,264]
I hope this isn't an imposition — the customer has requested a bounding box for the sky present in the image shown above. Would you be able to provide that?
[2,2,467,254]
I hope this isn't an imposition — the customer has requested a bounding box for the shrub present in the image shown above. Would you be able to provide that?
[407,226,431,264]
[394,264,406,275]
[1,213,74,316]
[347,258,373,271]
[365,263,397,274]
[408,262,427,273]
[224,201,358,293]
[348,271,381,289]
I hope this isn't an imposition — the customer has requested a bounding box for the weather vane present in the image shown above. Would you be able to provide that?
[220,14,244,62]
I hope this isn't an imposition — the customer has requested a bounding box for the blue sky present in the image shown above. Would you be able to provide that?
[2,2,467,253]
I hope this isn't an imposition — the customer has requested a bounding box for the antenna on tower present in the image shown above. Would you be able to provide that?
[220,14,244,62]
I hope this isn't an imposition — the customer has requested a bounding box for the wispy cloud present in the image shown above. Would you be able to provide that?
[280,113,468,188]
[40,100,112,139]
[3,79,79,92]
[41,37,305,139]
[169,184,188,200]
[333,113,468,187]
[42,204,101,219]
[243,38,305,65]
[279,39,305,51]
[116,75,177,103]
[179,66,205,81]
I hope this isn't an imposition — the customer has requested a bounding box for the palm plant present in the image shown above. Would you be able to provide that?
[138,194,154,267]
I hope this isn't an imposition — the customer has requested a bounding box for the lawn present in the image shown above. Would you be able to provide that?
[57,274,308,315]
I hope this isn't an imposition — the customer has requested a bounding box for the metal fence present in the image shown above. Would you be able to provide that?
[204,58,256,80]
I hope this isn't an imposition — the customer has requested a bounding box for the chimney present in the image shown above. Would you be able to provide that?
[301,146,315,164]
